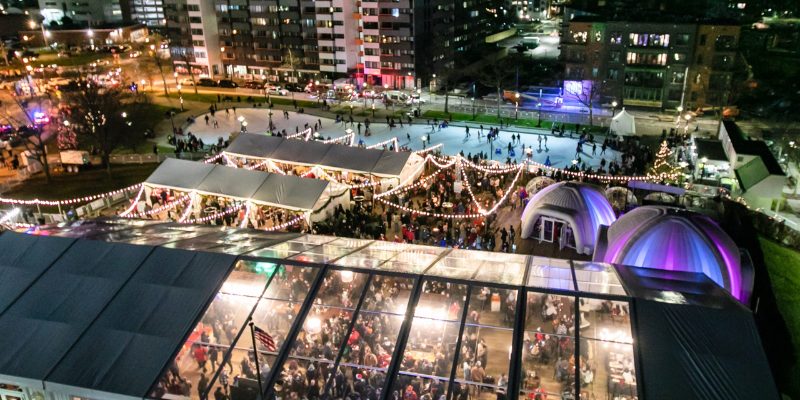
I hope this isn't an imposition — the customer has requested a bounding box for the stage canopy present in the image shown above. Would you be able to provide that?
[144,159,341,212]
[610,108,636,137]
[224,133,419,179]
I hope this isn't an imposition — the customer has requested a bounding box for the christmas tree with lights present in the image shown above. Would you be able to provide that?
[649,140,681,181]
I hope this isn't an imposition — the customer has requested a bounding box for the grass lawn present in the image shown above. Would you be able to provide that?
[160,92,319,109]
[423,110,608,133]
[759,236,800,397]
[5,164,157,203]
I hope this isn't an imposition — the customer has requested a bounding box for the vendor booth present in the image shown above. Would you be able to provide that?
[224,133,424,187]
[141,159,349,228]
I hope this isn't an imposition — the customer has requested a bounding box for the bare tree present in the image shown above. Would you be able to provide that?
[179,51,199,95]
[10,96,52,183]
[65,86,150,176]
[438,69,461,114]
[565,79,605,126]
[479,59,514,119]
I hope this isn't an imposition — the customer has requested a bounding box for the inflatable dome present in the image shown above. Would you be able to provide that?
[596,206,745,300]
[520,182,616,254]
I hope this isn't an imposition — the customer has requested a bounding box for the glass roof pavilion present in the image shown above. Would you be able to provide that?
[0,218,777,400]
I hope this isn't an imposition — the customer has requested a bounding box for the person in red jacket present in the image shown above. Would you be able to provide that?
[193,344,208,372]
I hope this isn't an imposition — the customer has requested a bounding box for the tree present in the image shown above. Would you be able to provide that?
[9,96,52,183]
[648,140,681,181]
[565,79,605,126]
[178,51,199,95]
[437,69,461,114]
[479,58,514,119]
[64,86,151,176]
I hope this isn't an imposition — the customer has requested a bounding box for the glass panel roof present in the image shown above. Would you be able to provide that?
[573,261,627,296]
[337,241,447,273]
[245,234,338,259]
[527,256,574,291]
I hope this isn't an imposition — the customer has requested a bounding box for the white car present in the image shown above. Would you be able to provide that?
[179,78,196,86]
[406,94,426,105]
[47,77,70,89]
[266,86,288,96]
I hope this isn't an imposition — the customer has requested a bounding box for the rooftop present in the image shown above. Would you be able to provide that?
[0,219,778,400]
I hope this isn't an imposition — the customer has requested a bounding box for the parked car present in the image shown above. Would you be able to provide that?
[218,79,238,88]
[243,81,264,89]
[266,85,288,96]
[179,78,196,86]
[284,83,303,92]
[197,78,218,87]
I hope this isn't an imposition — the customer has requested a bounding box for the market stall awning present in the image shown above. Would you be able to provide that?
[196,164,268,200]
[252,174,331,211]
[224,133,413,177]
[144,158,215,190]
[144,160,333,212]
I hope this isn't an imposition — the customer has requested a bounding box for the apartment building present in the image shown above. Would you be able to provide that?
[39,0,124,26]
[165,0,504,87]
[560,18,740,110]
[129,0,166,27]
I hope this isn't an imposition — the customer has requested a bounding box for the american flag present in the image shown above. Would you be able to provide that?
[253,325,277,352]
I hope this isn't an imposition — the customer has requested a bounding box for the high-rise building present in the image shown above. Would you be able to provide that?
[164,0,222,76]
[165,0,507,87]
[560,18,740,110]
[39,0,124,26]
[128,0,166,27]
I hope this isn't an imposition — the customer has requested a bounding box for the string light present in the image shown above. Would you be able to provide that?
[122,193,191,218]
[284,128,314,140]
[0,183,143,207]
[261,213,306,231]
[366,137,399,152]
[414,143,442,154]
[322,133,355,145]
[119,185,145,217]
[177,194,195,222]
[239,202,252,228]
[182,203,244,224]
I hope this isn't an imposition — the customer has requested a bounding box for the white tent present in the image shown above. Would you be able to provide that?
[610,108,636,137]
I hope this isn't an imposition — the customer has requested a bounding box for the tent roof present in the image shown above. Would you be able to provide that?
[321,145,384,173]
[0,240,153,383]
[144,161,330,211]
[611,108,636,136]
[196,164,267,200]
[0,233,75,315]
[253,174,330,210]
[632,296,778,399]
[224,133,412,176]
[144,158,214,190]
[45,246,237,398]
[225,133,283,159]
[373,151,413,177]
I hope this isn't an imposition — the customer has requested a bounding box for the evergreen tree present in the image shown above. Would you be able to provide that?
[649,140,681,181]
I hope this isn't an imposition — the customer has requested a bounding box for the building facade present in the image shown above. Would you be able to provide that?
[39,0,124,26]
[128,0,167,28]
[561,18,740,110]
[164,0,504,87]
[163,0,222,76]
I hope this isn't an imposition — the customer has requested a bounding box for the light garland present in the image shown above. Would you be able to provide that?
[367,137,399,152]
[177,194,195,223]
[269,160,287,175]
[119,185,145,217]
[261,213,306,231]
[285,128,314,140]
[0,183,143,207]
[413,143,443,154]
[183,203,244,224]
[245,159,271,171]
[239,202,252,228]
[223,153,237,167]
[122,193,191,218]
[203,153,225,164]
[322,133,355,145]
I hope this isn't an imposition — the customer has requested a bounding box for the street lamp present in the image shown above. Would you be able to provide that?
[371,103,375,118]
[536,102,543,127]
[417,88,422,114]
[471,98,476,119]
[121,112,127,118]
[177,84,184,111]
[611,100,618,117]
[515,93,520,120]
